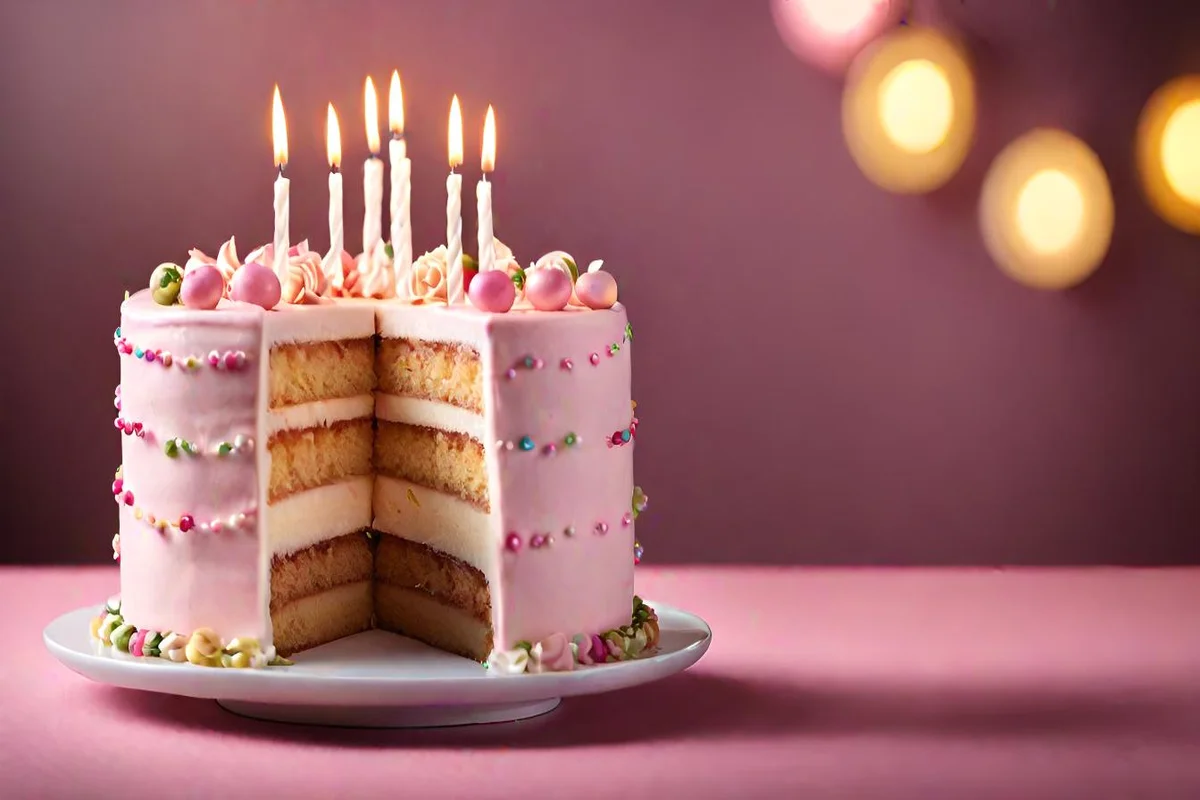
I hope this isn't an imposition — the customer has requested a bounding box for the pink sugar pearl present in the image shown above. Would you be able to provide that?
[525,268,573,311]
[468,269,516,313]
[230,262,281,310]
[575,270,619,310]
[180,264,224,310]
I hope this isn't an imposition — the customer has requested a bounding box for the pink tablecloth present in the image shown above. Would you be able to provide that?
[4,566,1199,799]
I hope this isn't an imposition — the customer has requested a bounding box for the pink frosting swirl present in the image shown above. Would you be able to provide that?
[352,240,395,299]
[184,237,240,298]
[531,632,575,673]
[279,241,328,305]
[406,246,449,304]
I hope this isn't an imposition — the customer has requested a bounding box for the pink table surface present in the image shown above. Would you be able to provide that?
[4,566,1200,799]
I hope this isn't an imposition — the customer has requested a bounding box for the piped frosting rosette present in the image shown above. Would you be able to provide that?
[406,246,450,304]
[326,240,395,299]
[244,241,329,305]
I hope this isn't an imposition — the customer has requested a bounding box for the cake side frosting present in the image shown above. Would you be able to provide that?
[483,305,635,650]
[116,292,269,645]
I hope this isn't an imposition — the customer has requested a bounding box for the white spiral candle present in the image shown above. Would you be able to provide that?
[325,169,343,287]
[446,171,463,303]
[477,177,494,273]
[363,156,384,258]
[390,137,412,292]
[272,172,289,279]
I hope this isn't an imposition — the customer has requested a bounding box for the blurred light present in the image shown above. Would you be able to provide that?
[842,26,975,193]
[771,0,903,73]
[877,59,953,154]
[979,129,1114,290]
[1137,75,1200,234]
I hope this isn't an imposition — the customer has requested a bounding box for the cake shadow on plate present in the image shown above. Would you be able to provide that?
[77,670,1200,748]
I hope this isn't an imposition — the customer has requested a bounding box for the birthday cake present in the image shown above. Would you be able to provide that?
[91,81,656,673]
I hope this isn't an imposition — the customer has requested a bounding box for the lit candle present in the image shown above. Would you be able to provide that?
[477,105,496,273]
[271,85,289,280]
[323,103,344,289]
[388,70,413,292]
[362,76,384,258]
[446,95,464,304]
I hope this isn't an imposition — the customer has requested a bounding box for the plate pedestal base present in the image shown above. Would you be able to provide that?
[217,697,561,728]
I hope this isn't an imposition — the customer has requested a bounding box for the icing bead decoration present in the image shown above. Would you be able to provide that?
[185,628,224,667]
[525,267,573,311]
[505,532,522,552]
[564,432,578,447]
[518,436,535,451]
[230,261,282,309]
[575,270,618,310]
[530,534,551,549]
[113,417,145,438]
[560,358,573,371]
[149,263,183,305]
[632,485,649,519]
[111,533,120,561]
[589,352,600,365]
[214,435,253,456]
[163,438,199,458]
[486,597,660,674]
[179,263,224,310]
[115,335,241,372]
[634,541,644,564]
[542,443,557,456]
[564,525,575,537]
[178,515,194,533]
[467,269,517,313]
[622,512,634,527]
[595,521,609,535]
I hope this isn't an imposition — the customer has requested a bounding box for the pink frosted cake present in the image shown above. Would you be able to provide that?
[95,239,656,673]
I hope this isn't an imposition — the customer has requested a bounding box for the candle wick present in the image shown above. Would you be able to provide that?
[330,165,340,175]
[392,131,404,141]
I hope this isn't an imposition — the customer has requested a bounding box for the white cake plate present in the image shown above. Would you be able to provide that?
[44,601,711,728]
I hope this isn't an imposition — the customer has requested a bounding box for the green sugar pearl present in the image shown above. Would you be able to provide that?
[164,439,179,458]
[217,442,233,456]
[518,436,535,451]
[564,432,578,447]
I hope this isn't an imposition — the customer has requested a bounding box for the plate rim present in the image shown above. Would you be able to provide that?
[44,600,712,707]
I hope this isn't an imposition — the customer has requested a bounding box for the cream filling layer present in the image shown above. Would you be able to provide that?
[266,476,374,557]
[268,394,374,436]
[373,475,495,579]
[375,393,485,441]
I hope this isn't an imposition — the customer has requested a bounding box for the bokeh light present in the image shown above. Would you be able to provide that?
[1136,75,1200,234]
[979,129,1114,290]
[842,26,976,194]
[771,0,904,73]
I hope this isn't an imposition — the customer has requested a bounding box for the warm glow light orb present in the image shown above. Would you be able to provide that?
[842,26,975,193]
[770,0,903,73]
[1136,75,1200,235]
[979,129,1114,290]
[1015,170,1085,256]
[877,59,954,154]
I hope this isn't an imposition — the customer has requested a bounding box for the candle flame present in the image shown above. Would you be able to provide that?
[448,95,463,168]
[389,70,404,135]
[326,103,342,169]
[272,85,288,167]
[364,76,380,154]
[481,105,496,173]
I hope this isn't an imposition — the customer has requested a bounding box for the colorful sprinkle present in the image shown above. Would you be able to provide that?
[634,541,644,564]
[115,335,246,373]
[505,368,517,380]
[564,432,578,447]
[564,525,576,537]
[179,515,194,533]
[622,512,633,527]
[589,352,600,365]
[530,534,550,549]
[595,521,609,535]
[505,532,522,552]
[518,436,535,451]
[560,358,574,371]
[542,443,557,456]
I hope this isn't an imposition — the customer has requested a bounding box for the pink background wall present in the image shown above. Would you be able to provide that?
[2,0,1199,565]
